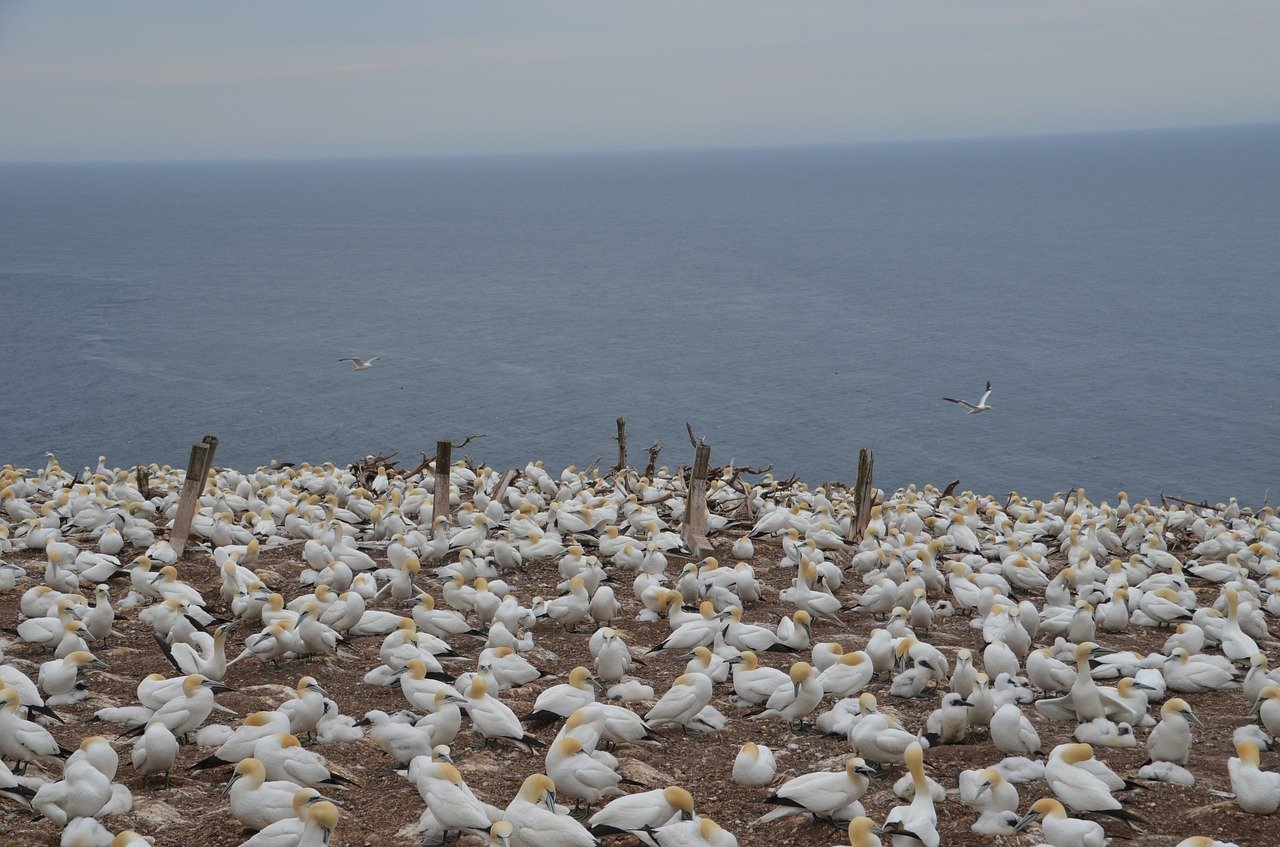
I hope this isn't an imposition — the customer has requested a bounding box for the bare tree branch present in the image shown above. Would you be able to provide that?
[453,433,489,449]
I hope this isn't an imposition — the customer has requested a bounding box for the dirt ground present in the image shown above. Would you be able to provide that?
[1,525,1276,847]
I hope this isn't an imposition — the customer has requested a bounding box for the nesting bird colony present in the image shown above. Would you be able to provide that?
[0,455,1277,847]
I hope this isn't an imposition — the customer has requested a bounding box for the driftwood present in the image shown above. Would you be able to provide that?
[1159,491,1226,513]
[351,452,399,488]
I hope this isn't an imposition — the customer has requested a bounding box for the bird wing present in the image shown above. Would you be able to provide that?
[979,382,992,406]
[943,398,980,411]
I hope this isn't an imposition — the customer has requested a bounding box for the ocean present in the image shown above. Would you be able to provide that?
[2,125,1277,503]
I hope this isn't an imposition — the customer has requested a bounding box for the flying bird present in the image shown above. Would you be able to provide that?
[944,381,992,414]
[338,357,381,371]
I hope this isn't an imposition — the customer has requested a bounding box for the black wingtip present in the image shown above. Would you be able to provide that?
[5,785,37,801]
[187,754,231,771]
[27,704,65,724]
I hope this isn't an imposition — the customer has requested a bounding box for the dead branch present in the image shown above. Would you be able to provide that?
[644,441,662,478]
[1159,491,1224,512]
[405,452,433,478]
[452,433,489,449]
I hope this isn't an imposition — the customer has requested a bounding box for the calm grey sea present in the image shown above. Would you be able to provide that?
[2,125,1278,502]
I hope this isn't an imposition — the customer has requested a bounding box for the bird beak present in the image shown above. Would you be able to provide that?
[1134,682,1156,691]
[205,681,234,693]
[870,825,887,837]
[91,659,110,670]
[150,573,164,584]
[353,717,372,727]
[1183,709,1203,727]
[1250,699,1264,716]
[543,791,556,812]
[224,773,240,793]
[677,652,695,661]
[1014,812,1040,832]
[855,764,878,777]
[975,782,990,800]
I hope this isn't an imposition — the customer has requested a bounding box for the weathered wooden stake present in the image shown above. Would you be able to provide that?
[682,442,712,555]
[850,446,875,542]
[135,464,151,500]
[614,417,628,472]
[431,439,452,536]
[492,468,517,504]
[171,435,218,557]
[644,441,661,479]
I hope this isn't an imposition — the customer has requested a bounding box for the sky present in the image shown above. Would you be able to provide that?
[1,1,1278,161]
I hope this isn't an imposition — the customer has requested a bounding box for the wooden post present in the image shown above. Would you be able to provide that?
[682,442,712,555]
[850,446,875,542]
[614,417,628,472]
[171,435,218,557]
[644,442,661,479]
[431,439,452,536]
[135,464,151,500]
[492,468,517,504]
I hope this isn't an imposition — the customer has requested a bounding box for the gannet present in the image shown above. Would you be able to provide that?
[882,742,938,847]
[545,737,624,808]
[227,758,324,831]
[1146,697,1201,764]
[1045,743,1143,823]
[732,742,776,787]
[942,381,992,414]
[1228,740,1280,814]
[756,757,875,825]
[498,774,597,846]
[462,675,542,751]
[588,785,694,837]
[1015,797,1105,847]
[646,673,713,730]
[131,721,179,785]
[0,687,64,770]
[522,666,598,726]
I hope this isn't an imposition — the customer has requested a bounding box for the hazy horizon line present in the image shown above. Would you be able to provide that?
[3,118,1276,168]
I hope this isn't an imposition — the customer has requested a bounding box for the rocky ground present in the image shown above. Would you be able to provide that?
[1,528,1275,847]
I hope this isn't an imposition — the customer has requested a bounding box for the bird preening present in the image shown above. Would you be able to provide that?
[944,380,993,414]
